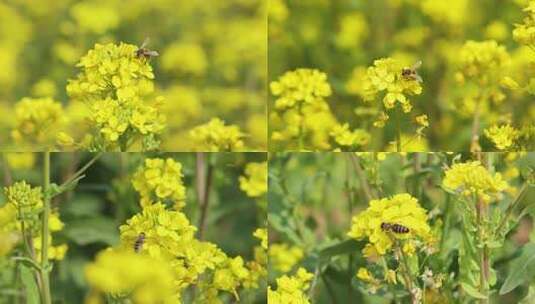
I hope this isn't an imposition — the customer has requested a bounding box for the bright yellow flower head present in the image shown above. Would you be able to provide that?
[364,58,423,114]
[458,40,510,80]
[132,158,186,209]
[347,193,432,256]
[66,42,165,150]
[4,153,35,170]
[269,243,304,273]
[85,249,175,303]
[443,161,508,203]
[11,97,66,147]
[3,181,67,261]
[239,162,267,197]
[119,202,197,259]
[356,267,374,282]
[270,68,332,110]
[189,118,245,151]
[330,123,371,148]
[268,268,314,304]
[513,1,535,47]
[484,124,519,150]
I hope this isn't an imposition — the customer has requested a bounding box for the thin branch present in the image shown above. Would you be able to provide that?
[349,154,374,201]
[40,152,51,304]
[196,153,214,240]
[59,152,102,189]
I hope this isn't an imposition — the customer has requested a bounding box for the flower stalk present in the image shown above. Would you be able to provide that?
[40,151,52,304]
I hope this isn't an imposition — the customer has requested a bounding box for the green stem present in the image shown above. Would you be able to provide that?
[59,153,103,189]
[40,152,52,304]
[397,244,417,303]
[321,274,338,304]
[495,183,529,235]
[477,198,489,304]
[381,257,398,303]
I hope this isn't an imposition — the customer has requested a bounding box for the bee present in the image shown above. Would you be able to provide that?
[135,37,159,60]
[401,60,423,83]
[133,232,146,253]
[381,222,410,234]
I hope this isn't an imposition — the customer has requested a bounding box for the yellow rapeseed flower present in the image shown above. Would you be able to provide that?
[270,69,332,110]
[269,243,304,273]
[442,161,508,203]
[132,158,186,209]
[268,268,314,304]
[484,124,519,150]
[189,118,245,151]
[347,193,432,256]
[85,249,175,303]
[11,97,66,147]
[239,162,268,197]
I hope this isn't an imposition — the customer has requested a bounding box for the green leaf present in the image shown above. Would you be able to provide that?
[12,257,41,272]
[319,239,360,261]
[500,243,535,295]
[63,217,119,246]
[267,213,302,245]
[461,282,488,299]
[62,194,104,217]
[20,264,40,304]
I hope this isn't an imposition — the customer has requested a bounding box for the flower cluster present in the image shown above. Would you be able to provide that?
[269,243,304,273]
[330,123,371,149]
[457,40,510,82]
[2,182,67,260]
[270,69,332,110]
[189,118,245,151]
[239,162,268,198]
[116,160,266,301]
[131,158,186,209]
[513,1,535,47]
[85,249,175,303]
[442,161,508,203]
[11,97,66,148]
[66,42,166,150]
[361,58,423,114]
[484,124,519,150]
[161,42,207,76]
[347,193,433,256]
[270,98,339,150]
[268,268,314,304]
[118,201,263,301]
[335,12,369,49]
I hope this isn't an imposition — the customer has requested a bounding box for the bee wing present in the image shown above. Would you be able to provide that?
[140,37,150,49]
[146,50,159,57]
[412,60,422,70]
